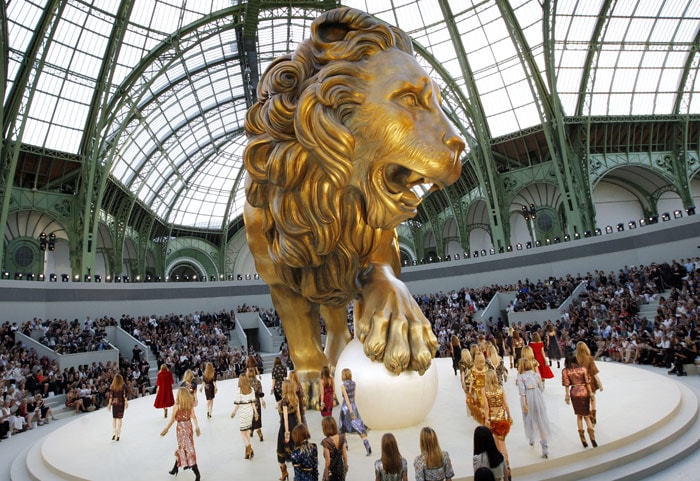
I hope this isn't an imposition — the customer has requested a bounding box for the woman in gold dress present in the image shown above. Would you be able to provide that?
[562,355,597,448]
[482,369,513,472]
[467,352,489,423]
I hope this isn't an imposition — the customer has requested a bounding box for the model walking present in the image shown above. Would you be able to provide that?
[562,355,597,448]
[338,368,372,456]
[319,366,335,417]
[545,325,562,368]
[154,364,175,418]
[321,416,348,481]
[450,335,462,376]
[278,379,302,481]
[107,373,128,441]
[161,387,201,480]
[289,370,307,424]
[529,333,554,382]
[290,423,319,481]
[576,341,603,424]
[271,356,287,402]
[467,352,488,423]
[481,370,512,473]
[181,369,198,407]
[200,362,217,418]
[413,426,454,481]
[511,331,524,370]
[515,358,550,458]
[247,367,266,441]
[231,374,259,460]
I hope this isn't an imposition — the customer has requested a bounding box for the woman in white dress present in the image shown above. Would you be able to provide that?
[515,358,551,458]
[231,374,259,460]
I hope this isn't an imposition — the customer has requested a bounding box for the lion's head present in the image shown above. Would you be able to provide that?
[244,7,464,306]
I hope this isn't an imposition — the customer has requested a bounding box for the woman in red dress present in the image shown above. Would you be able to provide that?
[154,364,175,418]
[530,333,554,383]
[319,365,334,417]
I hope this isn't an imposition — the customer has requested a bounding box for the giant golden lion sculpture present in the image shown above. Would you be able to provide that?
[244,8,464,389]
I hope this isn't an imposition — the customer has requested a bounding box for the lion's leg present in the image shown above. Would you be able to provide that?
[270,285,326,409]
[320,305,352,367]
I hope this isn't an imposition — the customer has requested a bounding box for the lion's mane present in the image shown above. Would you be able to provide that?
[244,8,413,306]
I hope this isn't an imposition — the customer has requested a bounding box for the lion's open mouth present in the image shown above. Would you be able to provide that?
[383,164,438,207]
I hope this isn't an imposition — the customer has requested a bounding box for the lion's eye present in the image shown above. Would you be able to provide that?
[398,93,419,108]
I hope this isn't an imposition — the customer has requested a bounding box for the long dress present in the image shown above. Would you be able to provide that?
[154,370,175,409]
[321,434,346,481]
[320,380,334,417]
[109,387,127,419]
[174,407,197,468]
[467,366,488,423]
[545,332,562,361]
[277,399,302,464]
[249,376,264,431]
[530,341,554,379]
[562,366,591,416]
[338,380,366,435]
[290,441,319,481]
[483,385,511,439]
[375,457,408,481]
[516,370,550,444]
[234,389,256,431]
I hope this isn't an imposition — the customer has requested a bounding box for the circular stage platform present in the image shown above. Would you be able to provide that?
[14,358,700,481]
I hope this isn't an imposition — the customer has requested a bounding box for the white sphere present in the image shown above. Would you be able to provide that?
[334,339,438,430]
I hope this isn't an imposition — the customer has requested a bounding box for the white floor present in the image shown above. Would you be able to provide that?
[1,359,698,481]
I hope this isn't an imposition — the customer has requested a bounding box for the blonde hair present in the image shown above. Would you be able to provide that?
[531,332,542,343]
[576,341,591,365]
[176,387,194,411]
[519,345,537,373]
[460,348,472,366]
[474,352,486,368]
[341,368,352,381]
[203,362,215,383]
[419,426,444,469]
[159,364,169,372]
[110,373,125,391]
[238,373,252,395]
[484,369,499,391]
[486,344,500,367]
[518,358,533,373]
[282,379,299,409]
[182,369,194,384]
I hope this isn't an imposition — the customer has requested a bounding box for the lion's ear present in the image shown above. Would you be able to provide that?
[316,21,352,44]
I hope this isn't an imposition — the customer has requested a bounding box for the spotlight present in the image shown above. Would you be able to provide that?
[516,243,522,250]
[49,273,57,282]
[554,237,561,244]
[95,275,102,282]
[454,253,460,260]
[594,228,602,236]
[27,273,34,281]
[61,274,69,282]
[1,272,9,279]
[237,274,242,280]
[480,249,487,257]
[245,274,252,280]
[445,255,451,261]
[219,274,224,281]
[639,218,646,227]
[506,246,512,252]
[106,275,112,282]
[535,240,541,247]
[526,241,532,249]
[473,250,479,258]
[662,212,671,221]
[617,223,625,232]
[412,260,417,266]
[463,251,470,259]
[210,275,216,281]
[146,274,152,282]
[254,274,259,280]
[674,209,683,219]
[183,275,189,281]
[574,232,581,240]
[227,274,233,280]
[73,274,80,282]
[545,238,551,245]
[115,275,122,283]
[605,225,613,234]
[436,256,442,262]
[173,275,179,282]
[584,230,592,237]
[649,214,659,224]
[84,274,91,282]
[156,276,162,282]
[489,248,495,255]
[14,273,22,280]
[123,275,129,283]
[48,232,56,251]
[687,206,696,215]
[39,232,47,251]
[628,221,637,229]
[564,234,571,241]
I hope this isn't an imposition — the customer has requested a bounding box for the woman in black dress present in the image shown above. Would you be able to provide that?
[247,367,266,441]
[277,379,302,481]
[201,362,217,418]
[321,416,347,481]
[107,373,128,441]
[271,357,287,402]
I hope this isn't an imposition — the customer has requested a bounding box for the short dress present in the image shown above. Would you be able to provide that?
[291,441,319,481]
[234,389,256,431]
[110,387,127,419]
[249,376,264,431]
[203,376,216,401]
[277,400,302,464]
[321,434,347,481]
[484,386,511,439]
[546,332,562,360]
[562,366,591,416]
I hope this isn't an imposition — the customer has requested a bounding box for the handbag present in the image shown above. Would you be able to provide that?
[349,412,364,432]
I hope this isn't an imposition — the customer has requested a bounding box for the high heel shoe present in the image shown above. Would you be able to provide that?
[191,464,201,481]
[169,461,178,476]
[279,464,289,481]
[257,428,264,441]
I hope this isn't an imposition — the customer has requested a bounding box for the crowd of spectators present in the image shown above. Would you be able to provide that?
[2,255,698,441]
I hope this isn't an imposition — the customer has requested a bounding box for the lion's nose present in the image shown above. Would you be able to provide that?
[444,133,465,156]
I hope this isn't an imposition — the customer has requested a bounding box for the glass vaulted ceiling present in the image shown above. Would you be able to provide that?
[5,0,700,231]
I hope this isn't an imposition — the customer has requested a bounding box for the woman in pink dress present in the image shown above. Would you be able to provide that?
[529,333,554,383]
[161,387,201,480]
[154,364,175,418]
